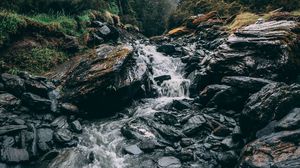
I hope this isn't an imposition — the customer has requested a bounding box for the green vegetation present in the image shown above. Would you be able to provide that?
[0,11,27,46]
[3,47,67,74]
[169,0,300,29]
[228,12,259,31]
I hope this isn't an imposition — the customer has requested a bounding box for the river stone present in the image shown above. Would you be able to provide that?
[2,137,15,147]
[124,145,143,155]
[54,129,72,144]
[241,83,300,134]
[221,76,273,93]
[0,93,20,109]
[1,73,25,96]
[61,103,79,114]
[22,93,52,112]
[70,120,82,133]
[98,25,111,36]
[51,116,69,129]
[275,108,300,131]
[158,156,181,167]
[240,129,300,168]
[0,148,29,163]
[0,125,27,136]
[37,128,54,152]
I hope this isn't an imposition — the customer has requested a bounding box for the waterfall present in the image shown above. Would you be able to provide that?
[50,42,190,168]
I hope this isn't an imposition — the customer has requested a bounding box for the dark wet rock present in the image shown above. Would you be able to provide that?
[221,76,273,93]
[40,150,59,161]
[154,75,171,85]
[91,21,105,27]
[275,108,300,131]
[158,156,181,167]
[0,83,4,91]
[0,125,27,136]
[154,112,178,126]
[124,145,143,155]
[50,44,150,117]
[1,73,25,96]
[157,44,181,55]
[2,137,15,147]
[172,99,192,110]
[37,128,54,152]
[198,84,231,105]
[178,148,194,161]
[0,148,29,163]
[121,118,157,141]
[0,93,20,109]
[199,21,300,85]
[180,138,194,147]
[53,129,73,145]
[206,86,247,110]
[182,115,207,136]
[22,93,52,112]
[256,121,278,138]
[140,160,156,168]
[150,120,185,141]
[217,151,238,168]
[240,130,300,168]
[70,120,82,133]
[62,35,80,53]
[51,116,69,129]
[87,33,104,47]
[221,137,243,150]
[24,78,50,98]
[98,25,111,36]
[213,125,231,137]
[12,118,25,125]
[61,103,79,114]
[241,83,300,135]
[138,139,159,153]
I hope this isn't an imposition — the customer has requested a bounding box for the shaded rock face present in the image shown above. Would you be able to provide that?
[55,44,150,117]
[239,130,300,168]
[0,72,81,166]
[240,83,300,135]
[192,21,300,93]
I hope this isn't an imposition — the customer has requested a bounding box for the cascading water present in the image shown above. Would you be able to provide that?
[51,42,190,168]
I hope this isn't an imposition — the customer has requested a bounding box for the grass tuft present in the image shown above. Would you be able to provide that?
[228,12,260,31]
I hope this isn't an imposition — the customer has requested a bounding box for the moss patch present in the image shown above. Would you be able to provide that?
[2,47,68,74]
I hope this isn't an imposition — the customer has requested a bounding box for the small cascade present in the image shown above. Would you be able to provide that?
[57,42,191,168]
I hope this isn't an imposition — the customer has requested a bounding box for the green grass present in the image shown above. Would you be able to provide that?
[228,12,260,31]
[0,11,27,45]
[3,47,68,74]
[29,12,77,35]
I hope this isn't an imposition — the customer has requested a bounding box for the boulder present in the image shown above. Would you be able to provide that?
[0,93,20,109]
[37,128,54,152]
[200,21,300,83]
[70,120,82,133]
[0,148,29,163]
[49,44,150,117]
[240,83,300,135]
[221,76,273,93]
[22,93,52,112]
[158,156,181,167]
[275,108,300,131]
[124,145,143,155]
[239,130,300,168]
[1,73,25,96]
[0,125,27,136]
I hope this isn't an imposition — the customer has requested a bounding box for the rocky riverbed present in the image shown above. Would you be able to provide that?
[1,12,300,168]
